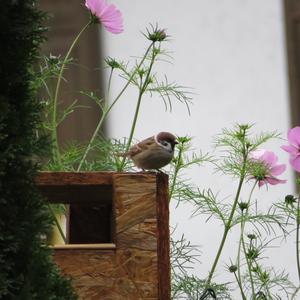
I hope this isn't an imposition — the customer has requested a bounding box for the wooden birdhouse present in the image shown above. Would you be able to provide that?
[36,172,170,300]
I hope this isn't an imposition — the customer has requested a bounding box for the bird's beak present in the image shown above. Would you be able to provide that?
[174,140,179,145]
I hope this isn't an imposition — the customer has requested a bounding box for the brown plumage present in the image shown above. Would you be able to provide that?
[125,132,178,170]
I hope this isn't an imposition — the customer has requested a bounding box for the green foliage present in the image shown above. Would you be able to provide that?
[169,136,211,203]
[241,236,295,299]
[34,25,193,173]
[214,124,279,178]
[169,125,298,299]
[0,1,77,298]
[171,233,201,276]
[172,274,231,300]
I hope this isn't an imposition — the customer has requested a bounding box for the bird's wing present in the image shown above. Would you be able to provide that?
[126,136,155,157]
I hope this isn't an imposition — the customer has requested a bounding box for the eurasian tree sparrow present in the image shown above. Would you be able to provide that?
[125,132,178,170]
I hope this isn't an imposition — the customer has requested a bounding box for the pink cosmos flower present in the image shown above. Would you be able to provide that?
[281,126,300,172]
[85,0,123,34]
[249,149,286,187]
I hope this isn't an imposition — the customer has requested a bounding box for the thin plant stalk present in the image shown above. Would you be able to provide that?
[232,271,247,300]
[236,181,257,297]
[51,21,91,167]
[241,235,256,299]
[206,126,250,287]
[206,166,246,286]
[169,142,184,200]
[107,67,114,96]
[292,286,300,300]
[48,21,91,245]
[77,42,154,171]
[119,43,156,170]
[237,218,245,287]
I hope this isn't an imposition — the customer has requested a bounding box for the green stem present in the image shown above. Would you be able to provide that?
[236,181,257,295]
[206,170,246,285]
[169,143,183,200]
[51,21,91,167]
[291,286,300,300]
[119,43,156,171]
[77,107,108,171]
[206,127,250,287]
[107,68,114,95]
[77,43,154,172]
[233,271,247,300]
[47,203,67,244]
[242,236,256,299]
[237,222,244,290]
[296,197,300,282]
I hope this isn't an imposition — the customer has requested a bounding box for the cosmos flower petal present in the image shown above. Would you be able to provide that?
[282,126,300,170]
[270,164,286,176]
[260,150,278,166]
[290,155,300,172]
[250,149,286,188]
[101,8,123,33]
[85,0,106,16]
[258,180,265,187]
[251,149,278,166]
[85,0,123,34]
[265,177,287,185]
[250,149,265,160]
[281,144,299,156]
[287,126,300,147]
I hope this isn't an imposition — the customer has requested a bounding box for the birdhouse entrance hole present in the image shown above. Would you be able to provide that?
[36,172,114,247]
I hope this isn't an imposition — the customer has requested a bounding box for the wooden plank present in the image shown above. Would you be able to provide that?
[116,199,156,234]
[49,172,171,299]
[117,228,157,251]
[156,172,171,300]
[36,171,114,186]
[113,173,160,299]
[52,243,116,250]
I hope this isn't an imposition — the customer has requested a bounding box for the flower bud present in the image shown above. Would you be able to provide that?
[247,234,256,240]
[105,57,122,69]
[238,202,249,211]
[137,68,146,78]
[146,25,168,42]
[228,265,237,273]
[239,124,250,131]
[246,247,260,260]
[285,194,297,206]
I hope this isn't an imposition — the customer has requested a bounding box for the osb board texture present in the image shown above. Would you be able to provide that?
[36,171,113,185]
[53,173,170,300]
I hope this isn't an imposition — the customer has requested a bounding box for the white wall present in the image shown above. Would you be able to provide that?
[102,0,296,295]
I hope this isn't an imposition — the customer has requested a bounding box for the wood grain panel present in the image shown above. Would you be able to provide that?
[37,172,170,299]
[36,171,113,185]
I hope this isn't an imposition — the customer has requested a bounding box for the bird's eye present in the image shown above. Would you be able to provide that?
[161,141,169,146]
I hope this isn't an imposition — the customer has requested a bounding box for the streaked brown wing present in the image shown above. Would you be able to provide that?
[127,136,155,157]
